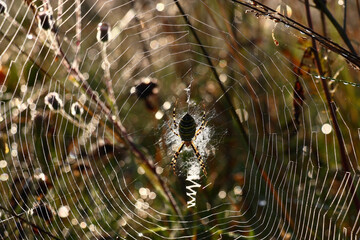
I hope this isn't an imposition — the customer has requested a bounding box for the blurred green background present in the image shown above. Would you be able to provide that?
[0,0,360,239]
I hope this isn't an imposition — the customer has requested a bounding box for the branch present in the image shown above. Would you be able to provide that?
[73,0,81,68]
[0,205,61,240]
[231,0,360,69]
[57,0,63,25]
[100,39,117,112]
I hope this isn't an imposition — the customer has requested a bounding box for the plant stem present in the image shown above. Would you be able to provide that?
[304,0,360,211]
[101,42,117,113]
[343,0,347,32]
[313,0,356,54]
[173,0,249,148]
[174,0,295,230]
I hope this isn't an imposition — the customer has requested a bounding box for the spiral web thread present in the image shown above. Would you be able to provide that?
[0,0,360,239]
[186,162,201,209]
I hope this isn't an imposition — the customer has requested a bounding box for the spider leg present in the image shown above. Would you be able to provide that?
[194,110,207,140]
[171,142,185,174]
[190,142,207,176]
[166,121,179,137]
[173,100,178,129]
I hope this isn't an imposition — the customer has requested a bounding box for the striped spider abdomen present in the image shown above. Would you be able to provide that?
[169,102,208,176]
[179,113,196,142]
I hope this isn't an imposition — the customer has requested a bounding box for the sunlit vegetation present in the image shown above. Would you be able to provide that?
[0,0,360,239]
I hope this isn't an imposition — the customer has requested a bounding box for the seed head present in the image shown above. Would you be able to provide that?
[97,22,110,42]
[0,1,7,14]
[71,102,84,116]
[45,92,63,111]
[38,11,54,30]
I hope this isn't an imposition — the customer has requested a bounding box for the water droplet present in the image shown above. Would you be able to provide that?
[137,166,145,175]
[156,3,165,12]
[218,190,227,199]
[155,110,164,119]
[258,200,266,206]
[162,101,171,110]
[234,186,243,195]
[0,173,8,181]
[0,160,7,168]
[321,123,332,134]
[58,206,70,218]
[79,222,87,229]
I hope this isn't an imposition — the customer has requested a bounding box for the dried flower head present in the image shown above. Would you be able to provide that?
[38,11,54,30]
[97,22,110,42]
[33,173,53,200]
[71,102,84,116]
[0,1,7,14]
[31,203,55,223]
[44,92,63,111]
[132,77,159,99]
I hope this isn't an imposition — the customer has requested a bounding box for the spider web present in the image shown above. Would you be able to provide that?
[0,0,359,239]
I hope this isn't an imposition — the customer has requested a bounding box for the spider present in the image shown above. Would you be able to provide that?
[168,102,208,176]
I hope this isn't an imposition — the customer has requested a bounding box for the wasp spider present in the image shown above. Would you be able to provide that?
[168,102,207,176]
